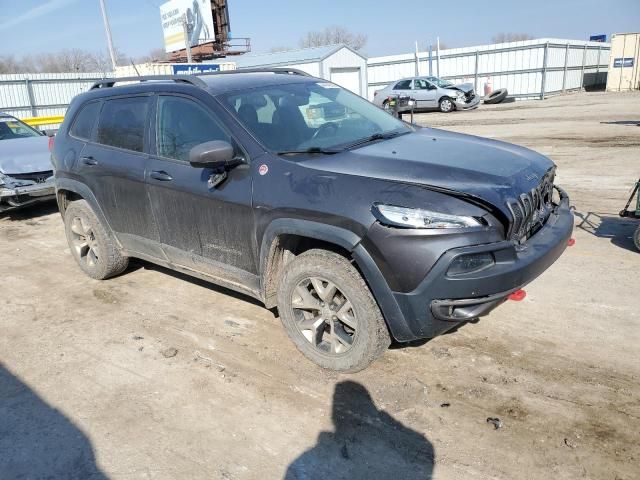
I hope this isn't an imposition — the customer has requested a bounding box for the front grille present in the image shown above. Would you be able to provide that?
[6,171,53,184]
[507,171,555,243]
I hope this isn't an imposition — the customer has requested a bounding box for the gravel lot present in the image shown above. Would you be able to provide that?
[1,91,639,480]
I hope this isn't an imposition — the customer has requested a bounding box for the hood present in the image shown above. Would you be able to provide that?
[298,128,555,216]
[0,136,52,175]
[447,82,474,93]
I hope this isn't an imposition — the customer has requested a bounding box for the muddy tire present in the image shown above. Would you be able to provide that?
[64,200,128,280]
[439,97,455,113]
[634,225,640,252]
[277,249,391,372]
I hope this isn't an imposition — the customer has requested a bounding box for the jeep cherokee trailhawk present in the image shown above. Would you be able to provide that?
[52,70,573,372]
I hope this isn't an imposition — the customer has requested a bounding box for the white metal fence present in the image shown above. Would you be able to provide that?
[367,38,610,100]
[0,72,107,119]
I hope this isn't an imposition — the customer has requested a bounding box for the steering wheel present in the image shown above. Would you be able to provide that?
[311,122,338,141]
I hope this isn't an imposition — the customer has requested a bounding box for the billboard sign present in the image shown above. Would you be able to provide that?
[172,64,220,75]
[160,0,215,53]
[613,58,634,68]
[589,34,606,43]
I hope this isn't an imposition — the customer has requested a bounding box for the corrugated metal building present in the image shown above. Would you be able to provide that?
[230,44,368,96]
[606,32,640,91]
[367,38,610,100]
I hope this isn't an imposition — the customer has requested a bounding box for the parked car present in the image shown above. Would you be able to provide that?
[0,113,55,213]
[373,76,480,113]
[52,69,572,372]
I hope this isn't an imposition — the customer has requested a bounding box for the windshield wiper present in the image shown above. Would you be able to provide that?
[277,147,342,155]
[341,130,409,150]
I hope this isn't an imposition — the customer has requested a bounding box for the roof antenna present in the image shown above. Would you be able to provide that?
[130,58,141,77]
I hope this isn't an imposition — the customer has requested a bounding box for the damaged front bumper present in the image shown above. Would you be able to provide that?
[454,94,481,110]
[0,175,55,212]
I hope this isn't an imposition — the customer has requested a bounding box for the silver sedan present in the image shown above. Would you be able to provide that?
[373,76,480,113]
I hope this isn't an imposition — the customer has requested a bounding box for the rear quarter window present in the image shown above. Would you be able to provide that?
[96,97,150,152]
[69,101,101,140]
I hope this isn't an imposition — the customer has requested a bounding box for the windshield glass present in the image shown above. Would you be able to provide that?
[0,117,41,140]
[426,76,454,88]
[222,81,409,153]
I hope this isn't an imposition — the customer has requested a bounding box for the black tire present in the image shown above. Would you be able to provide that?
[439,97,455,113]
[277,249,391,372]
[382,99,390,110]
[484,88,508,104]
[64,200,128,280]
[634,226,640,252]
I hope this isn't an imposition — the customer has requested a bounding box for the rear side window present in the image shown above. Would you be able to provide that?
[393,80,412,90]
[96,97,149,152]
[70,101,101,140]
[156,96,230,162]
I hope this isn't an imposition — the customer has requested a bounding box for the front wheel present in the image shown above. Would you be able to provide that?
[277,249,391,372]
[439,97,455,113]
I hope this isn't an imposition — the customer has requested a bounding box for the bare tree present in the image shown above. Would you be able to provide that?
[136,48,169,64]
[299,26,367,51]
[491,33,536,44]
[268,46,292,53]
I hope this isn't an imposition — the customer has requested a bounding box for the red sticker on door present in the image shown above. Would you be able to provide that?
[258,164,269,176]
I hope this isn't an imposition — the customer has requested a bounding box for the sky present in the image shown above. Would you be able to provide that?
[1,0,639,60]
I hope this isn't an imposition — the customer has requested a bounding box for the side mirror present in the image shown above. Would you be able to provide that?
[428,84,437,90]
[189,140,239,169]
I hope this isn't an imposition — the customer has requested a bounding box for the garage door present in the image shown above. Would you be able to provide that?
[330,68,361,95]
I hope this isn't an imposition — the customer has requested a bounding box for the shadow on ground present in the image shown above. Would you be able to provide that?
[285,381,434,480]
[0,201,58,221]
[574,211,638,252]
[600,120,640,126]
[0,364,107,479]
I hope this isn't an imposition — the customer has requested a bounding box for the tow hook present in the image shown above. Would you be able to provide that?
[508,289,527,301]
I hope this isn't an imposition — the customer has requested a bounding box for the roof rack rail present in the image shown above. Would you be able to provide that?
[90,75,208,90]
[196,67,312,77]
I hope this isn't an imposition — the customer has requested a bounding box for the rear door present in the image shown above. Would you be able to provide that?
[146,93,257,279]
[76,95,163,257]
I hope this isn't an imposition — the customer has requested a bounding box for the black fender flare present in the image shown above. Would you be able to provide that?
[259,218,414,341]
[55,178,122,248]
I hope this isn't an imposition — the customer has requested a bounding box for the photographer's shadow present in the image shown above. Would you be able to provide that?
[285,381,434,480]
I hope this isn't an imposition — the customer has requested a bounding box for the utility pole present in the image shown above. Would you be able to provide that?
[183,16,193,63]
[98,0,118,71]
[436,36,441,78]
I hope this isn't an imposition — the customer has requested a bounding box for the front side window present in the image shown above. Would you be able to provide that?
[96,97,149,153]
[156,96,230,162]
[223,81,408,153]
[426,76,454,88]
[0,116,41,140]
[414,79,433,90]
[393,80,413,90]
[70,101,101,140]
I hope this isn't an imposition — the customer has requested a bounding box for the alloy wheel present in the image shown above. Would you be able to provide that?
[441,99,453,112]
[290,277,357,355]
[70,216,100,267]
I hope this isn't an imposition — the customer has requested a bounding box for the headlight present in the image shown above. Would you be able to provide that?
[456,90,466,98]
[373,204,482,229]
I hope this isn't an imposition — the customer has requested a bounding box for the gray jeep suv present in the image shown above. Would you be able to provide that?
[52,69,572,372]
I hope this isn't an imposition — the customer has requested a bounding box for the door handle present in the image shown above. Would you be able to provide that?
[150,170,173,181]
[81,155,97,166]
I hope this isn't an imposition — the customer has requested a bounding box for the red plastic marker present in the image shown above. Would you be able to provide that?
[508,289,527,301]
[567,238,576,246]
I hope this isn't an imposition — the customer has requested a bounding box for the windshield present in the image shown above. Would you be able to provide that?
[222,81,409,153]
[0,116,41,140]
[425,76,454,88]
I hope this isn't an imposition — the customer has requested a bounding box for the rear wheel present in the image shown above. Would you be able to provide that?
[439,97,455,113]
[64,200,128,280]
[277,249,391,372]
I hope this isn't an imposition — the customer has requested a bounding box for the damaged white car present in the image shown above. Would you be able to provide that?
[0,113,55,213]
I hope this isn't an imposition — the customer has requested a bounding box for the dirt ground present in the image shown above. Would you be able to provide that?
[1,92,639,480]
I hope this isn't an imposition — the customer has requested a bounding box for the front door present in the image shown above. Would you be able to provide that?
[412,79,438,109]
[146,94,257,280]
